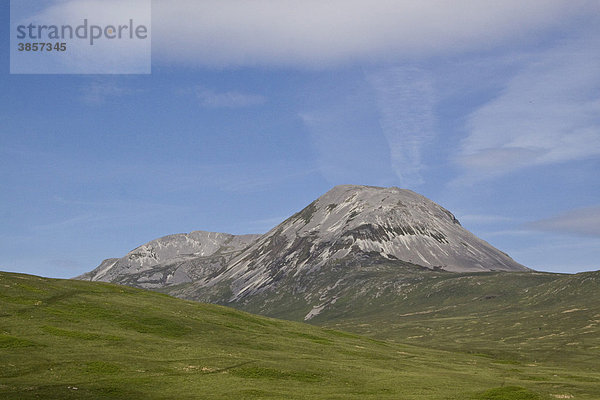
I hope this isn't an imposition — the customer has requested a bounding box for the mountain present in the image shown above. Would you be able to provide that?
[77,231,260,289]
[78,185,527,321]
[192,185,526,300]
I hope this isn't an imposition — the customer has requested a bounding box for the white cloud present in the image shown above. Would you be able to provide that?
[526,206,600,237]
[81,80,137,104]
[17,0,151,74]
[454,31,600,183]
[367,67,435,187]
[25,1,599,69]
[151,0,595,68]
[196,87,266,108]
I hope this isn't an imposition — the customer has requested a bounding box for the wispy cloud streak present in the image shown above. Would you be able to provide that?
[455,32,600,183]
[526,206,600,237]
[81,80,138,105]
[196,87,266,108]
[368,68,435,187]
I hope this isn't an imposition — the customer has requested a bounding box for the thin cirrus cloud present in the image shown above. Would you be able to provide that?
[299,68,436,188]
[367,67,435,187]
[81,80,139,104]
[196,87,266,108]
[454,31,600,184]
[300,109,391,185]
[151,0,589,68]
[298,78,396,186]
[525,206,600,237]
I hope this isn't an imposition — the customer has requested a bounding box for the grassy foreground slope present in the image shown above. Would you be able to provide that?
[0,272,596,399]
[318,271,600,366]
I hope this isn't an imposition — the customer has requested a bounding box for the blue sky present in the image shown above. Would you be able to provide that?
[1,0,599,278]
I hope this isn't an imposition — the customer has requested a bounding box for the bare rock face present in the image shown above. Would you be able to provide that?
[77,185,527,318]
[193,185,526,301]
[76,231,260,288]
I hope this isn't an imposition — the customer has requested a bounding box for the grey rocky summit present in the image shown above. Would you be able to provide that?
[76,231,260,288]
[197,185,526,300]
[78,185,527,319]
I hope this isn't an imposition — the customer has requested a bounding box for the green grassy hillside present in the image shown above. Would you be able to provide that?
[2,271,598,399]
[318,270,600,366]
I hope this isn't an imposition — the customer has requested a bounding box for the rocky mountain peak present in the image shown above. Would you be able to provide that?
[203,185,526,301]
[78,185,527,307]
[76,231,260,286]
[294,184,461,234]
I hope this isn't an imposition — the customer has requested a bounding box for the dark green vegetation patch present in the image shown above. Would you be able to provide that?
[474,386,542,400]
